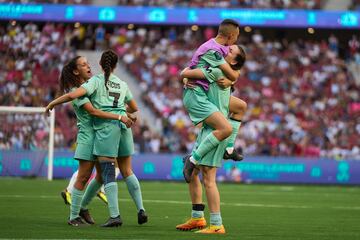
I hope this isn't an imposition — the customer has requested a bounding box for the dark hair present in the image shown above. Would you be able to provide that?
[218,19,240,37]
[59,56,82,93]
[99,50,118,90]
[231,45,246,71]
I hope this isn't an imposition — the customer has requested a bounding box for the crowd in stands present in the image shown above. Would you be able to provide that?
[0,22,359,160]
[111,26,360,159]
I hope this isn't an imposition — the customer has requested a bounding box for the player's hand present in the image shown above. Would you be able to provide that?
[184,78,197,89]
[127,112,137,123]
[45,104,54,116]
[120,115,133,128]
[217,78,233,89]
[180,67,190,77]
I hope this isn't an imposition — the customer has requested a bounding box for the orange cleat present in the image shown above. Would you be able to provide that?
[195,224,226,234]
[176,217,207,231]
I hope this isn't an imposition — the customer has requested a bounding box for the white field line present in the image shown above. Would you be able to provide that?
[0,194,359,210]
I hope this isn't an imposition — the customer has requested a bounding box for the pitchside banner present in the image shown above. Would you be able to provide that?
[0,150,359,185]
[0,4,359,29]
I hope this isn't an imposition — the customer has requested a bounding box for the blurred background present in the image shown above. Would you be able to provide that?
[0,0,359,184]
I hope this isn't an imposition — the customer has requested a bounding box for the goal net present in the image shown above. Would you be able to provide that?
[0,106,55,180]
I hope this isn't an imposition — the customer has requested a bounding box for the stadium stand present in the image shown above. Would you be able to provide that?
[0,22,359,159]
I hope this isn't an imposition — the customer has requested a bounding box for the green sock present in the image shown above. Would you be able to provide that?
[191,210,204,218]
[70,188,84,220]
[104,182,119,218]
[226,119,242,149]
[193,132,220,161]
[210,212,222,226]
[81,178,102,209]
[125,174,144,211]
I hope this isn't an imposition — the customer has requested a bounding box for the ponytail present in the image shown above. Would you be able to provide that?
[99,50,118,90]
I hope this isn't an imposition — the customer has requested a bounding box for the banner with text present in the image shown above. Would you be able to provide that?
[0,150,359,185]
[0,4,359,28]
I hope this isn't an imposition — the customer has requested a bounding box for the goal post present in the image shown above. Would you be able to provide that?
[0,106,55,181]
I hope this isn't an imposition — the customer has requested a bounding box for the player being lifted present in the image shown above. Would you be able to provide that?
[178,45,246,234]
[178,20,247,234]
[182,19,247,183]
[46,50,147,227]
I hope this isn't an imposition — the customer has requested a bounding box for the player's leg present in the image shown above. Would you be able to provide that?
[224,96,247,161]
[98,157,122,227]
[117,156,148,224]
[81,161,103,209]
[184,113,232,183]
[183,88,232,182]
[176,168,207,231]
[196,166,225,234]
[117,127,147,224]
[61,170,78,205]
[93,123,122,227]
[68,160,94,226]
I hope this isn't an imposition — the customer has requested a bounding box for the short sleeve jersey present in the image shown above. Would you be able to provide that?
[195,50,226,84]
[81,73,133,128]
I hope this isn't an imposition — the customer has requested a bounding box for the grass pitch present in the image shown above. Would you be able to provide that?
[0,179,359,240]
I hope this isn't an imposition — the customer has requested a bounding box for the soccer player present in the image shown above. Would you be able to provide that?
[46,56,133,226]
[177,45,246,234]
[46,50,147,227]
[182,19,246,183]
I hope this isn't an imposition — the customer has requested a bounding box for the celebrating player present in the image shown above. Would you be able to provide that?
[182,19,246,183]
[46,55,133,226]
[46,50,147,227]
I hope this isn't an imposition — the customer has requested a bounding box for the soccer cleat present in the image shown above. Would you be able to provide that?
[79,208,95,225]
[182,155,195,183]
[176,217,207,231]
[97,191,108,205]
[223,149,243,161]
[68,217,88,227]
[195,224,226,234]
[137,209,148,225]
[61,189,71,205]
[101,215,123,227]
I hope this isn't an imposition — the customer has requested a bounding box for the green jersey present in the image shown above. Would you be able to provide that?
[71,89,94,144]
[81,73,133,129]
[201,67,230,116]
[195,50,226,84]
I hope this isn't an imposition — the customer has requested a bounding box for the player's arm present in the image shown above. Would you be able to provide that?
[218,63,239,82]
[204,50,239,82]
[45,87,87,115]
[82,102,133,128]
[126,99,138,123]
[181,68,206,79]
[217,77,234,89]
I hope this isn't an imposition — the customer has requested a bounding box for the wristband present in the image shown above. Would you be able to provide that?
[118,115,122,121]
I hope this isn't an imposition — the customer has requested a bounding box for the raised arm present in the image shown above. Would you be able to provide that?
[82,102,133,128]
[45,87,87,115]
[219,63,239,82]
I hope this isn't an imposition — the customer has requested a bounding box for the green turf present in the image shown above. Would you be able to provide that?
[0,179,359,239]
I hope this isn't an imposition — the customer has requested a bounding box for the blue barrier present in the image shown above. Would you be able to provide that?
[0,150,359,185]
[0,4,359,29]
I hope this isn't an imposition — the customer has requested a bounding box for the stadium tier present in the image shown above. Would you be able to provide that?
[0,22,359,159]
